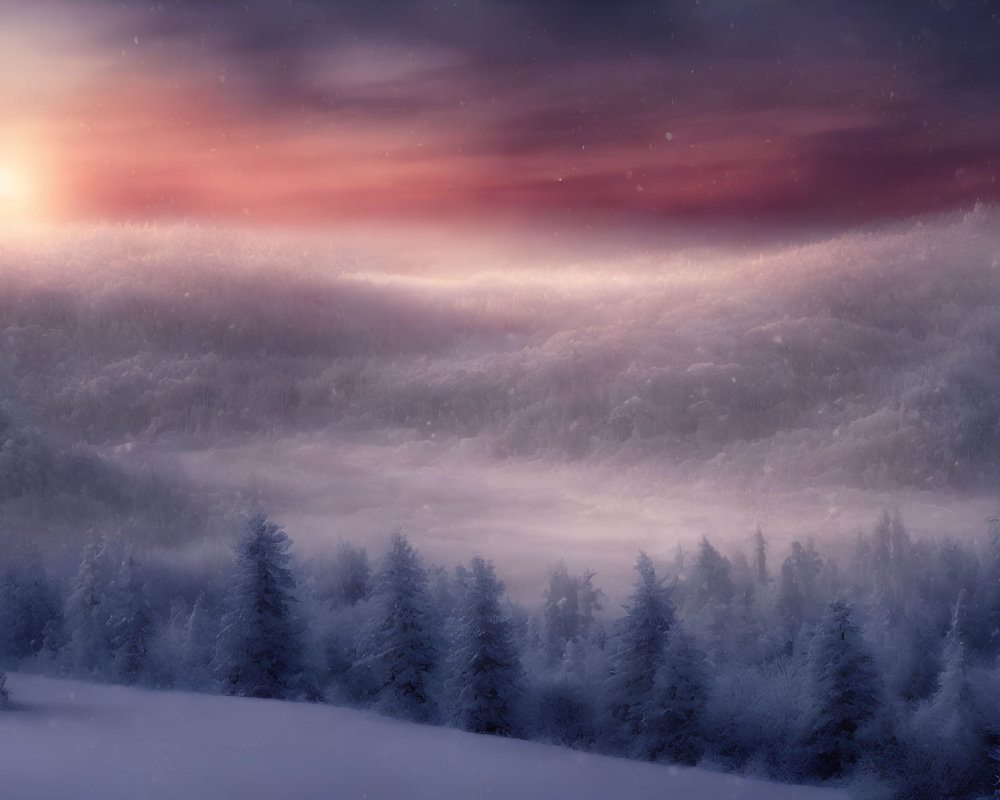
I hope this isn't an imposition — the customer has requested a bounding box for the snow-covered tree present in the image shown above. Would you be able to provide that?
[752,527,769,588]
[63,537,114,675]
[215,514,307,700]
[0,572,18,660]
[606,552,675,756]
[800,601,883,780]
[641,626,708,766]
[901,590,992,798]
[605,553,707,764]
[332,540,371,607]
[872,509,892,583]
[363,531,439,722]
[449,556,523,736]
[0,556,60,662]
[106,555,153,685]
[535,681,596,748]
[691,537,734,608]
[982,517,1000,655]
[542,563,602,667]
[776,540,823,651]
[888,512,912,591]
[684,537,744,662]
[0,579,8,705]
[178,594,217,690]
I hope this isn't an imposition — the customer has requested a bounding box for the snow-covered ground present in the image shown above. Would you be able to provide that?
[0,673,847,800]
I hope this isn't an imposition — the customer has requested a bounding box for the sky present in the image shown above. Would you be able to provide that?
[1,0,998,233]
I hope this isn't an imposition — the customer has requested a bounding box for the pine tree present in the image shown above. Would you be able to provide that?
[776,558,803,649]
[215,514,306,700]
[872,510,892,585]
[107,555,153,685]
[332,540,371,607]
[752,527,769,587]
[0,573,16,660]
[902,590,992,798]
[542,563,602,667]
[984,517,1000,655]
[642,626,708,766]
[63,537,113,675]
[606,552,675,756]
[450,556,523,736]
[14,567,60,660]
[0,556,59,662]
[888,512,912,593]
[801,601,883,780]
[0,577,8,706]
[535,636,597,748]
[365,531,439,722]
[691,537,734,608]
[777,540,823,651]
[179,594,217,690]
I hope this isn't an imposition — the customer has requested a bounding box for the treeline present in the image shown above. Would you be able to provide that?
[2,510,999,797]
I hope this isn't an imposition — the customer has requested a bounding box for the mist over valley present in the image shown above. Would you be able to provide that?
[2,207,999,597]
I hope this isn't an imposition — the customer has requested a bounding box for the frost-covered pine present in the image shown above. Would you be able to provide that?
[535,678,596,748]
[984,517,1000,655]
[216,514,306,700]
[0,556,59,662]
[936,590,971,710]
[364,531,439,721]
[641,626,708,766]
[606,552,674,756]
[449,556,523,736]
[0,565,8,704]
[691,537,734,608]
[542,563,601,667]
[800,600,882,780]
[179,594,218,690]
[872,510,892,583]
[752,527,769,587]
[776,540,823,651]
[0,573,16,660]
[63,538,113,675]
[332,540,371,607]
[901,590,992,798]
[107,555,153,685]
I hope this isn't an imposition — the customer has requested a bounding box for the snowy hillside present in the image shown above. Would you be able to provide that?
[0,673,847,800]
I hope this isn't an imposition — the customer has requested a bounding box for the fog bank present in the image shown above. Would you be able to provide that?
[2,207,999,597]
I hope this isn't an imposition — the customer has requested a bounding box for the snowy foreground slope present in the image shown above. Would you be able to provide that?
[0,673,847,800]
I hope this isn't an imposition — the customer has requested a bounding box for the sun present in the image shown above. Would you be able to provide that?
[0,166,17,199]
[0,161,47,230]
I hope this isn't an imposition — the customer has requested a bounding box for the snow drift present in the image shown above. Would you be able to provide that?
[0,672,847,800]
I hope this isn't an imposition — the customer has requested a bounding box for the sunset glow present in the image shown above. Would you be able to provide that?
[0,167,14,199]
[0,157,45,228]
[0,1,995,235]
